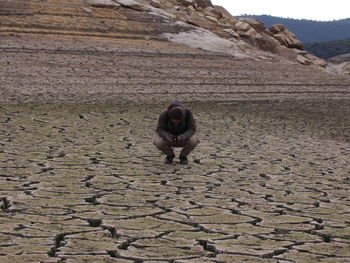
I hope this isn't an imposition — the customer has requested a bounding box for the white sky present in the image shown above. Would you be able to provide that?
[211,0,350,21]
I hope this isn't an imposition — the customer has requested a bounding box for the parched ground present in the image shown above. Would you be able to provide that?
[1,34,350,104]
[0,101,349,263]
[1,1,350,262]
[1,0,350,104]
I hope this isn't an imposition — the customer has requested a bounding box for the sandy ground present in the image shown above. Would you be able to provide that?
[0,101,349,262]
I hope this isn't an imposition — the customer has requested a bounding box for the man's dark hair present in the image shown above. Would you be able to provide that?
[169,107,183,120]
[167,100,183,111]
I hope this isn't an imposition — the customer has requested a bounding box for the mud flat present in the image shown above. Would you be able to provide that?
[0,101,349,262]
[1,0,350,261]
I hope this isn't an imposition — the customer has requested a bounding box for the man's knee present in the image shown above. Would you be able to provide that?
[187,135,200,147]
[153,135,166,148]
[153,137,158,147]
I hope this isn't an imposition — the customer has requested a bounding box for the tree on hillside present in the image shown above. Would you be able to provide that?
[305,38,350,59]
[237,15,350,43]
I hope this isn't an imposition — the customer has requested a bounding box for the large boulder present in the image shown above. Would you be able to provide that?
[254,32,281,50]
[240,27,258,38]
[274,30,303,49]
[269,24,285,34]
[238,18,265,32]
[213,5,238,23]
[269,24,303,50]
[233,21,251,31]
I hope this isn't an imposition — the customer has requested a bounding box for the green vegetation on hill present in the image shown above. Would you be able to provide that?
[237,15,350,43]
[304,38,350,59]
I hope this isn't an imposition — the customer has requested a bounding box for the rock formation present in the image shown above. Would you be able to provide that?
[0,0,328,69]
[82,0,327,68]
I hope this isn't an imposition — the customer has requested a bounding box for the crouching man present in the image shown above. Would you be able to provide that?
[153,100,199,165]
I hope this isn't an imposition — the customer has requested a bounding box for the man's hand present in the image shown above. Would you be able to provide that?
[166,134,174,143]
[177,135,184,143]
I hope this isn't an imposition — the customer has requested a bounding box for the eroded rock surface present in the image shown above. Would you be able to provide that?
[0,101,349,262]
[0,0,339,70]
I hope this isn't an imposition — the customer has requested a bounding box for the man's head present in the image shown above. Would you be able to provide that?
[169,107,183,125]
[168,100,183,110]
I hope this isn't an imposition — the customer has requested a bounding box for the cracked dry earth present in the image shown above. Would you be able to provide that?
[1,101,350,263]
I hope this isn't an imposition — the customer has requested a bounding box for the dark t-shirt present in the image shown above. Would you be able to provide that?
[156,108,196,140]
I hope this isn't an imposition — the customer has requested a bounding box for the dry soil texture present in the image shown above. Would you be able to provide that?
[0,101,349,263]
[1,2,350,261]
[1,34,350,105]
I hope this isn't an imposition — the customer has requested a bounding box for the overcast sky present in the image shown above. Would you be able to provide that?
[211,0,350,21]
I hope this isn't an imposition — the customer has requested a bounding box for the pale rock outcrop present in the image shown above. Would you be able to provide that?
[86,0,120,7]
[296,55,312,66]
[106,0,326,69]
[82,7,93,13]
[114,0,145,11]
[223,28,239,38]
[205,15,220,23]
[162,22,249,58]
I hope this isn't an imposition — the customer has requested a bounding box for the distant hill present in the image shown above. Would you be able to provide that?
[237,15,350,43]
[305,38,350,59]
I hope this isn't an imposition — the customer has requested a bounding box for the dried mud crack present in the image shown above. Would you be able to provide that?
[0,101,349,262]
[1,1,350,261]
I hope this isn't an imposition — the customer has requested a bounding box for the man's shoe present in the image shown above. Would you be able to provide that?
[179,155,188,165]
[164,154,175,164]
